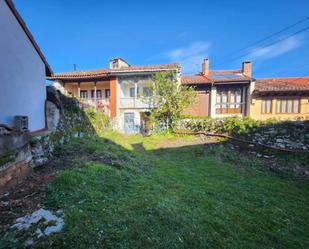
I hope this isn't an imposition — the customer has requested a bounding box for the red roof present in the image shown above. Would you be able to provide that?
[181,70,251,85]
[47,63,180,81]
[181,75,211,84]
[5,0,52,76]
[255,77,309,93]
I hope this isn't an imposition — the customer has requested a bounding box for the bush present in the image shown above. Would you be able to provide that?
[176,116,275,135]
[84,108,110,132]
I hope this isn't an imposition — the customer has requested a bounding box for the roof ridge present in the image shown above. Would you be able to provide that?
[257,76,309,80]
[54,63,180,75]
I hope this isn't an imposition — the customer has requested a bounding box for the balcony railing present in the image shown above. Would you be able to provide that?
[119,97,153,109]
[79,98,110,115]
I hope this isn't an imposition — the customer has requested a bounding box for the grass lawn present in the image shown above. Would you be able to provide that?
[2,131,309,248]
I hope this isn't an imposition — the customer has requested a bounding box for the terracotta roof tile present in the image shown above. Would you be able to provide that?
[47,63,180,81]
[181,70,251,85]
[181,75,211,84]
[255,77,309,93]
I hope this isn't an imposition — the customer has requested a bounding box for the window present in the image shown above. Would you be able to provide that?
[216,88,242,114]
[91,90,102,99]
[129,88,135,97]
[129,87,139,97]
[261,98,272,114]
[80,90,88,99]
[276,97,300,114]
[143,87,153,97]
[112,61,118,69]
[105,89,110,98]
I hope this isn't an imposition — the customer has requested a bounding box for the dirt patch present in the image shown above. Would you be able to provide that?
[0,166,55,234]
[0,144,81,234]
[157,135,220,149]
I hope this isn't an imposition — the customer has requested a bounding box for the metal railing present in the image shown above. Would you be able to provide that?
[79,98,110,115]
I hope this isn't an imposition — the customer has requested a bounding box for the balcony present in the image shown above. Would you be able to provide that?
[79,98,110,115]
[119,97,153,109]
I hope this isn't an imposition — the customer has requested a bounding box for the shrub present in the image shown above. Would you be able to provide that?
[84,108,110,132]
[176,116,274,135]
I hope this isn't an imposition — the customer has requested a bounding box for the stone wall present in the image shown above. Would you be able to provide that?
[0,133,32,193]
[178,118,309,151]
[0,86,95,192]
[242,121,309,151]
[30,86,95,167]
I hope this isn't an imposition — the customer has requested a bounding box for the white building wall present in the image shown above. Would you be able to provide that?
[0,1,46,131]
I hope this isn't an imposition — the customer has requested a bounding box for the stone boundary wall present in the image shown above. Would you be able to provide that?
[30,86,95,167]
[177,118,309,151]
[0,86,95,193]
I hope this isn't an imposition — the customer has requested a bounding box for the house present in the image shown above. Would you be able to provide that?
[181,59,309,121]
[0,0,52,132]
[181,59,253,117]
[250,78,309,120]
[47,58,180,133]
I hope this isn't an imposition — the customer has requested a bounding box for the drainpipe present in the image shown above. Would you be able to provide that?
[210,82,216,118]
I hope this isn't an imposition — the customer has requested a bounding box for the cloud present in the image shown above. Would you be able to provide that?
[166,42,211,73]
[248,36,302,60]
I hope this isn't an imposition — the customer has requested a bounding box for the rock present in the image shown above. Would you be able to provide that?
[275,143,285,149]
[0,201,9,206]
[24,238,34,247]
[46,101,60,132]
[33,157,49,167]
[59,137,65,144]
[46,86,62,110]
[11,208,64,236]
[275,138,284,143]
[0,127,10,136]
[35,228,44,238]
[263,155,274,159]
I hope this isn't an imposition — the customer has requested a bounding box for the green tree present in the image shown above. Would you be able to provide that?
[143,71,196,129]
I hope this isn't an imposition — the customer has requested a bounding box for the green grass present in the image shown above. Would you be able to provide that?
[3,132,309,249]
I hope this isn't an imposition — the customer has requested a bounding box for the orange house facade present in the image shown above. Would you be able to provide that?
[48,58,180,133]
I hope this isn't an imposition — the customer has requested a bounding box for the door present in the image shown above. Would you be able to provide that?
[124,113,135,134]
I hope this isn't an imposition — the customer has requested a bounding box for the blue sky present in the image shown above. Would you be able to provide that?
[14,0,309,77]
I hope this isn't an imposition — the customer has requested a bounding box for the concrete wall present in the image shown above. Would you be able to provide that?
[250,96,309,120]
[0,1,46,132]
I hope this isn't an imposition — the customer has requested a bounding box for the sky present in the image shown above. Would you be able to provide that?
[14,0,309,78]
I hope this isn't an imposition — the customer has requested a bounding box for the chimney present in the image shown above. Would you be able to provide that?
[242,61,252,77]
[73,64,77,71]
[202,58,209,76]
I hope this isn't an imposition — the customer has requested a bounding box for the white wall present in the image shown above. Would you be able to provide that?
[0,1,46,131]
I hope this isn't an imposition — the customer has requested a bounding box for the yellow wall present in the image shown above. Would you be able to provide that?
[64,81,110,98]
[250,96,309,120]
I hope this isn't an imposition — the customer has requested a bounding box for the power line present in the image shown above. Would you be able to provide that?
[213,17,309,68]
[214,25,309,68]
[265,62,309,78]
